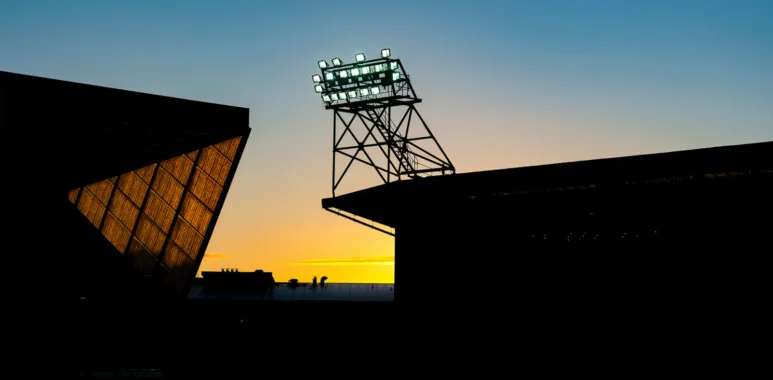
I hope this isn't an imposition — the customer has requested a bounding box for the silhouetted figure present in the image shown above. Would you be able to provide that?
[320,276,328,287]
[312,276,317,288]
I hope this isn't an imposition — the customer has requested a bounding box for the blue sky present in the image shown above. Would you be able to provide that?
[2,0,771,281]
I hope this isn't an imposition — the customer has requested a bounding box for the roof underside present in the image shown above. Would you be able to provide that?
[323,141,773,228]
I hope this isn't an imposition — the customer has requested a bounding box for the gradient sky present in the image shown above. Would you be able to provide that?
[2,0,771,283]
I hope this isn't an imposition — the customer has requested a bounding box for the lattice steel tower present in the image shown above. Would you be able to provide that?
[312,49,455,197]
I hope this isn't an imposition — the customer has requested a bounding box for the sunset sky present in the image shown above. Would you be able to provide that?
[2,0,771,283]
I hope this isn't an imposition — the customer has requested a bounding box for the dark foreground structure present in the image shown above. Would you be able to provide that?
[1,70,251,301]
[324,141,773,304]
[2,72,392,371]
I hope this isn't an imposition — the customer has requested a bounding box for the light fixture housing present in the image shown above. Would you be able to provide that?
[360,88,370,96]
[348,90,358,98]
[312,74,322,83]
[332,57,343,66]
[322,94,331,102]
[370,86,380,95]
[361,66,371,75]
[355,53,366,62]
[381,48,391,58]
[392,72,401,81]
[340,70,349,78]
[338,92,347,99]
[314,85,323,93]
[390,61,399,70]
[325,72,335,81]
[330,93,339,101]
[318,60,328,69]
[351,68,360,76]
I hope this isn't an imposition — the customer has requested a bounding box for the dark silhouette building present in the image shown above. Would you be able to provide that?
[1,70,251,301]
[323,141,773,303]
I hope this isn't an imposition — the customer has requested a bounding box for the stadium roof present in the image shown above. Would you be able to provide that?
[323,141,773,228]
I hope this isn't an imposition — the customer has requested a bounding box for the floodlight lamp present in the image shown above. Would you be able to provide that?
[348,90,358,98]
[314,85,323,93]
[318,60,328,69]
[338,92,347,99]
[355,53,366,62]
[370,86,380,95]
[325,72,335,81]
[374,64,385,72]
[392,72,401,81]
[322,94,331,102]
[361,66,371,75]
[312,74,322,83]
[340,70,349,78]
[390,61,399,70]
[351,68,360,76]
[332,57,343,66]
[330,93,339,101]
[360,88,370,96]
[381,48,391,58]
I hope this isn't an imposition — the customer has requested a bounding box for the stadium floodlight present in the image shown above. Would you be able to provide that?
[313,49,456,198]
[318,60,328,69]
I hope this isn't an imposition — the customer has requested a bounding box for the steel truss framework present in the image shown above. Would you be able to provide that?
[322,58,455,197]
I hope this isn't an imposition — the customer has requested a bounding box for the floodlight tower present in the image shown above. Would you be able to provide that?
[313,49,455,197]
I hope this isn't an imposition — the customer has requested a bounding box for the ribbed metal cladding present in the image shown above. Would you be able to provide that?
[68,135,244,293]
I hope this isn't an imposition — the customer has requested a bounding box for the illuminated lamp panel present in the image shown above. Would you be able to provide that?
[160,155,194,186]
[214,136,241,160]
[68,188,80,204]
[77,188,106,228]
[109,191,140,233]
[152,168,185,208]
[101,213,132,253]
[143,191,176,233]
[118,171,149,206]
